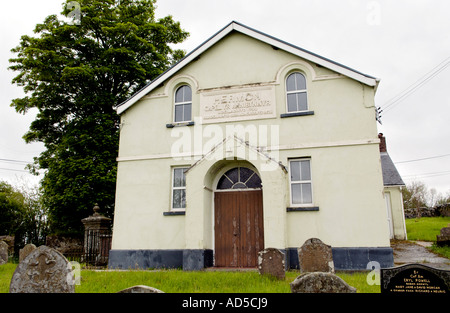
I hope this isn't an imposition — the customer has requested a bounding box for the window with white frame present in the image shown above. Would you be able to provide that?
[172,167,187,210]
[286,72,308,112]
[289,159,313,205]
[174,85,192,122]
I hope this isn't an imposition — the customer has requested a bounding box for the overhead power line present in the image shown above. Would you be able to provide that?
[395,153,450,164]
[382,56,450,114]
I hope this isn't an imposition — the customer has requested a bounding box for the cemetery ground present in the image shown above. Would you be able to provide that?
[0,216,448,293]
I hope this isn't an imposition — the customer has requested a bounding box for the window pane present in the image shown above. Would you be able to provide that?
[217,175,233,189]
[183,86,192,101]
[300,160,311,180]
[297,92,308,111]
[290,161,301,181]
[183,103,191,121]
[174,104,183,122]
[301,183,312,203]
[239,167,254,183]
[173,168,185,187]
[172,189,186,208]
[286,74,297,91]
[224,168,239,184]
[287,93,298,112]
[291,183,302,204]
[246,173,262,188]
[232,182,247,189]
[295,73,306,90]
[175,87,184,103]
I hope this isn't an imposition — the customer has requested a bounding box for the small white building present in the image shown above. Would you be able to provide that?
[109,21,404,270]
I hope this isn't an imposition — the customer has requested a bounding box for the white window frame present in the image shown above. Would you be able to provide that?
[285,72,308,113]
[171,167,188,211]
[173,85,192,123]
[288,158,313,206]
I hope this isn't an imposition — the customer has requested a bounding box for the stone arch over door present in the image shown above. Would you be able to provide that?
[214,166,264,268]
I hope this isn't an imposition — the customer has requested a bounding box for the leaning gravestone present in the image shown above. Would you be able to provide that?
[257,248,285,280]
[290,272,356,293]
[117,285,165,293]
[381,263,449,294]
[436,224,450,247]
[19,243,37,263]
[10,245,75,293]
[0,241,8,265]
[298,238,334,273]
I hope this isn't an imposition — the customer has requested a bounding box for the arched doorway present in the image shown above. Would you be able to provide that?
[214,167,264,267]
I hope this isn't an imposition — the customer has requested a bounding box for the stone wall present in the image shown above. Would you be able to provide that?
[405,203,450,219]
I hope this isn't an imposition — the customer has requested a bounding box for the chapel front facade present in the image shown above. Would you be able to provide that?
[109,22,395,270]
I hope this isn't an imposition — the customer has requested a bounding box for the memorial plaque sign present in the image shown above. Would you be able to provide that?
[200,85,276,124]
[381,264,449,294]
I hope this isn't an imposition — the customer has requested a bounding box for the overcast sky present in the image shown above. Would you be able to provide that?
[1,0,449,197]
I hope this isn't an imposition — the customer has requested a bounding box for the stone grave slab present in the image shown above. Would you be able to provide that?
[10,245,75,293]
[298,238,334,273]
[290,272,356,293]
[0,241,8,265]
[19,243,37,263]
[117,285,164,293]
[257,248,285,280]
[381,263,449,294]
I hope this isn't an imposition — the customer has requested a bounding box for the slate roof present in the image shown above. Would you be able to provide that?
[380,152,405,186]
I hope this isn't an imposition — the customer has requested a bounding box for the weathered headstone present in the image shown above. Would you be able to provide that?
[19,243,37,263]
[290,272,356,293]
[117,285,165,293]
[257,248,285,280]
[298,238,334,273]
[0,241,8,265]
[9,245,75,293]
[436,223,450,247]
[381,263,449,294]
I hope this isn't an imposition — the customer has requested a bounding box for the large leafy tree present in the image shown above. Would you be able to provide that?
[8,0,189,234]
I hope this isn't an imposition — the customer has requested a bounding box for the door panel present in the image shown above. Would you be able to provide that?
[214,190,264,267]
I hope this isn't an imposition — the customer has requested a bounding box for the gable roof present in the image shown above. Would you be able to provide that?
[381,152,405,186]
[115,21,380,115]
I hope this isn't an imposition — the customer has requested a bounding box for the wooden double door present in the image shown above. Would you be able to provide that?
[214,189,264,268]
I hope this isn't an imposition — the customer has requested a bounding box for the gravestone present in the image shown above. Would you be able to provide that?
[117,285,165,293]
[290,272,356,293]
[0,241,8,265]
[381,263,449,294]
[436,224,450,246]
[19,243,37,263]
[9,245,75,293]
[298,238,334,273]
[257,248,285,280]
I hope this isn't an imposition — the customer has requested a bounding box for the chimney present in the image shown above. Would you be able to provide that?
[378,133,387,152]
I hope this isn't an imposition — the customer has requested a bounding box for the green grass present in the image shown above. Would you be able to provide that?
[74,270,379,293]
[0,263,16,293]
[405,216,450,258]
[405,216,450,241]
[0,265,379,293]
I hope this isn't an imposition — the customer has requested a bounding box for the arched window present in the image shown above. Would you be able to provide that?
[174,85,192,122]
[217,167,262,190]
[286,72,308,113]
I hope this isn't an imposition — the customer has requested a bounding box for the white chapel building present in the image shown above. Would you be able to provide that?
[108,21,405,270]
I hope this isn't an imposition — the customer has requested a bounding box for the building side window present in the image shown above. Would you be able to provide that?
[172,167,187,210]
[286,72,308,113]
[174,85,192,123]
[289,159,313,205]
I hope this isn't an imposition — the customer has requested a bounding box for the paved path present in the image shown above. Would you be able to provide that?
[391,240,450,270]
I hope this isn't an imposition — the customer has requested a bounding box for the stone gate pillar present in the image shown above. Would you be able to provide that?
[81,204,112,266]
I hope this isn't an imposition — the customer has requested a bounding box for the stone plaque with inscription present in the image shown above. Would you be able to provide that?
[200,85,276,124]
[381,264,449,294]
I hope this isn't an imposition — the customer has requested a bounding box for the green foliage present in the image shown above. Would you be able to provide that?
[0,181,48,254]
[8,0,189,234]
